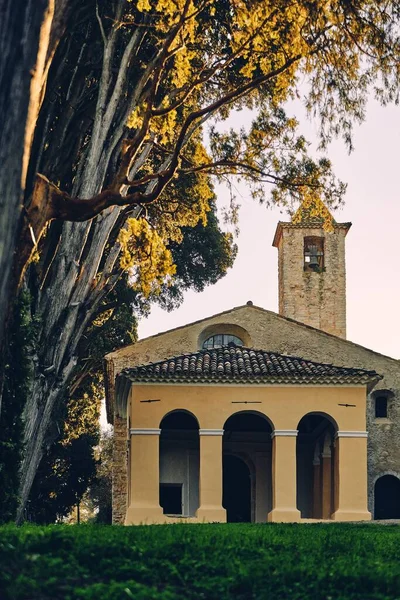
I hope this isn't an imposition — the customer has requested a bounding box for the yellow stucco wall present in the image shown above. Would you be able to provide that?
[125,382,371,525]
[129,384,365,430]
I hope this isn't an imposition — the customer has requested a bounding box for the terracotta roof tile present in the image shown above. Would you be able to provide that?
[119,346,382,386]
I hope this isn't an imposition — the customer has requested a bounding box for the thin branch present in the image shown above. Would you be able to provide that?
[95,2,107,46]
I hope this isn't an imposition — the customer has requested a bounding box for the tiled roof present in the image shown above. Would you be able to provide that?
[118,346,381,386]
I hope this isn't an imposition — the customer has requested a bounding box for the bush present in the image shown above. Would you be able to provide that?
[1,523,400,599]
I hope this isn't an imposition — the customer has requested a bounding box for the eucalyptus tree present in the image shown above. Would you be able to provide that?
[6,0,400,521]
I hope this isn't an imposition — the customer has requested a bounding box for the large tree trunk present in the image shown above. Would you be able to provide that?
[0,1,70,427]
[16,2,132,520]
[0,0,51,353]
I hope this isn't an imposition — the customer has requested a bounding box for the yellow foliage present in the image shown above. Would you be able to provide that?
[118,218,176,297]
[136,0,151,11]
[292,195,335,232]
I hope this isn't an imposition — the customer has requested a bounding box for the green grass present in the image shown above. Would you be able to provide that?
[1,523,400,599]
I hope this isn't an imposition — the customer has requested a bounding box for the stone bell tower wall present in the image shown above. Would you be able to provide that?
[277,225,348,339]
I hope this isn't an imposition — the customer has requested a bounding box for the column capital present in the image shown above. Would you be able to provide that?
[335,431,368,439]
[271,429,298,438]
[129,428,161,435]
[199,429,224,436]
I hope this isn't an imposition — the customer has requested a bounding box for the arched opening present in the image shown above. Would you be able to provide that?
[197,323,252,349]
[159,410,199,517]
[296,413,338,519]
[223,411,272,523]
[374,475,400,519]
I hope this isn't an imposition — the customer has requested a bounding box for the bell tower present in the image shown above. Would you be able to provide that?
[272,199,351,339]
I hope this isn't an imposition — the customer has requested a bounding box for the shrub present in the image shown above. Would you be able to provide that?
[1,523,400,599]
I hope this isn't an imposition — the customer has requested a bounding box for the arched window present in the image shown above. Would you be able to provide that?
[203,334,243,349]
[372,390,393,420]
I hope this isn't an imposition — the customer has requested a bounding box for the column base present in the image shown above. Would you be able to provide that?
[331,510,371,522]
[197,506,226,523]
[125,505,164,525]
[268,508,301,523]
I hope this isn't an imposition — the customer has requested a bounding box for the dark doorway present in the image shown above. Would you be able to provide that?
[223,455,251,522]
[160,483,183,515]
[374,475,400,519]
[296,413,337,519]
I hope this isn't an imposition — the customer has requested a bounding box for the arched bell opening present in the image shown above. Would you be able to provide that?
[159,410,199,517]
[296,412,338,519]
[223,411,273,523]
[374,475,400,520]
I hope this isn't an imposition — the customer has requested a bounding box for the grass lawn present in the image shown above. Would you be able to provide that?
[1,523,400,599]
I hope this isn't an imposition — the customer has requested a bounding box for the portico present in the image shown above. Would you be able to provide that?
[116,346,380,525]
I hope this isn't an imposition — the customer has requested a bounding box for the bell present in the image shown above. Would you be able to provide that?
[309,253,320,268]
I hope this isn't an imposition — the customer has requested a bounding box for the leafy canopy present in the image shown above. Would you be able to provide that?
[33,0,400,233]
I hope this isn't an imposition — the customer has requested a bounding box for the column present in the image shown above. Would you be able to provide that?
[197,429,226,522]
[331,431,371,521]
[321,452,332,519]
[125,428,164,525]
[268,430,301,522]
[255,452,271,522]
[312,457,321,519]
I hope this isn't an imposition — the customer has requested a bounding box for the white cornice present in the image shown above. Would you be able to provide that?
[335,431,368,438]
[271,429,298,438]
[199,429,224,436]
[129,428,161,435]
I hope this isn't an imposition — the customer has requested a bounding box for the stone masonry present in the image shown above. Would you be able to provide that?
[106,303,400,519]
[106,198,400,522]
[273,222,350,339]
[112,415,128,524]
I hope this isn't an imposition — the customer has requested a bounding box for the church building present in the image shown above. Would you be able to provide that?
[105,200,400,525]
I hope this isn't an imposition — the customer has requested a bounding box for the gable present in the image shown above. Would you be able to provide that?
[105,303,400,422]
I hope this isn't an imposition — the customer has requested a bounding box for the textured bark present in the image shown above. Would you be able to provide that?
[0,0,49,354]
[0,0,69,383]
[16,2,136,520]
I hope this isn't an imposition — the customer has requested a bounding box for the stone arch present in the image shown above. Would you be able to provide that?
[223,410,274,432]
[197,323,252,349]
[370,388,395,400]
[296,412,337,519]
[159,409,199,517]
[374,474,400,520]
[159,409,199,429]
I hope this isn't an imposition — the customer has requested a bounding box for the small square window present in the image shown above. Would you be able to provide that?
[375,396,388,418]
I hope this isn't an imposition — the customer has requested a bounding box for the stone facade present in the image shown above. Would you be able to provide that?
[106,199,400,522]
[112,415,128,524]
[273,222,349,339]
[106,303,400,519]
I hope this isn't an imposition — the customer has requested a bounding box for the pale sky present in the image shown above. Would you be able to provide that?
[138,97,400,360]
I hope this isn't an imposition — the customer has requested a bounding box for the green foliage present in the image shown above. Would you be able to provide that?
[155,199,237,311]
[2,523,400,599]
[0,290,38,522]
[27,378,102,524]
[85,431,113,524]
